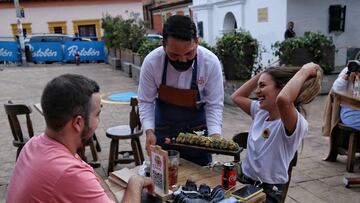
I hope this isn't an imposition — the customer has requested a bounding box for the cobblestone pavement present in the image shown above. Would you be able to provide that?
[0,64,359,202]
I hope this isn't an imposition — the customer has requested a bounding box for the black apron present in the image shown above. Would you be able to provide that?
[154,55,212,166]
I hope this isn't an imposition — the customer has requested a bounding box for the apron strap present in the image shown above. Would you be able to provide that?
[161,55,168,85]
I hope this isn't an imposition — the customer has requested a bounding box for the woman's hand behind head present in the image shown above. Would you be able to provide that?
[301,62,320,78]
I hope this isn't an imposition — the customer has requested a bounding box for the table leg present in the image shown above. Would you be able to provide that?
[108,139,118,175]
[131,138,144,166]
[347,132,357,172]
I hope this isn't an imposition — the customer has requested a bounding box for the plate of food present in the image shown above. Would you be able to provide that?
[167,132,243,156]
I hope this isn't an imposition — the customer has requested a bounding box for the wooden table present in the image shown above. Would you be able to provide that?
[107,159,266,202]
[331,90,360,187]
[333,90,360,111]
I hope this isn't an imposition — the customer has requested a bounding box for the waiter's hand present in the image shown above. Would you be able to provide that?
[209,133,221,139]
[145,129,157,155]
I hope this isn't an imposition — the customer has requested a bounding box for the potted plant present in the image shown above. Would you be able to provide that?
[137,39,162,65]
[199,40,216,54]
[272,31,335,74]
[216,31,259,80]
[101,14,122,57]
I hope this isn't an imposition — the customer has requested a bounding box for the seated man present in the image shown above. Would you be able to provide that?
[332,62,360,131]
[6,74,153,203]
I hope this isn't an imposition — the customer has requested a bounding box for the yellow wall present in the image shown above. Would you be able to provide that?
[48,21,67,34]
[72,19,101,40]
[11,23,32,37]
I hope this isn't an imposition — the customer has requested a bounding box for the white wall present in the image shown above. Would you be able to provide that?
[0,2,143,37]
[243,0,287,66]
[287,0,360,66]
[192,0,288,66]
[192,0,245,45]
[192,0,359,67]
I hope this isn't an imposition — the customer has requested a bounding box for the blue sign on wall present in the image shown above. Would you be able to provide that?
[0,41,20,62]
[27,42,63,62]
[64,41,105,62]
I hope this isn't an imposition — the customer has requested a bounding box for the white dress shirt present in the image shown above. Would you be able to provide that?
[137,46,224,135]
[332,67,352,92]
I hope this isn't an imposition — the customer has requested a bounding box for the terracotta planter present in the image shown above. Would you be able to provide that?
[115,49,121,59]
[121,49,134,63]
[108,47,116,57]
[133,53,143,66]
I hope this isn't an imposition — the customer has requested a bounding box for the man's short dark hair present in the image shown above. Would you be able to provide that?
[162,15,197,41]
[41,74,100,132]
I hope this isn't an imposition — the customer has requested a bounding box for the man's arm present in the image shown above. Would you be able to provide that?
[95,172,117,202]
[138,54,158,154]
[204,59,224,136]
[332,67,351,91]
[121,176,154,203]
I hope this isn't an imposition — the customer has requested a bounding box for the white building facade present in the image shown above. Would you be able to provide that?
[191,0,360,67]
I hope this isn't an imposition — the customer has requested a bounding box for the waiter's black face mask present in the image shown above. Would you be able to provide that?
[168,57,195,72]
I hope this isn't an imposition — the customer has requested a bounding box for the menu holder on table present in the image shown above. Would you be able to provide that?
[149,145,173,199]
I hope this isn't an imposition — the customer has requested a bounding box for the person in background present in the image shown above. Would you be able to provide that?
[231,63,322,202]
[6,74,154,203]
[138,15,224,166]
[332,61,360,131]
[284,21,296,39]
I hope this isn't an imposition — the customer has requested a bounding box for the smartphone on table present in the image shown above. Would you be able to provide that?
[230,184,263,201]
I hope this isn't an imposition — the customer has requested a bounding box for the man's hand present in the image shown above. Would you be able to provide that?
[209,133,221,139]
[141,177,155,194]
[128,175,154,194]
[122,176,154,203]
[145,129,156,155]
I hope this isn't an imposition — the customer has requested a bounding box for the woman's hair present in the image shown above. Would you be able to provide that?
[262,66,323,116]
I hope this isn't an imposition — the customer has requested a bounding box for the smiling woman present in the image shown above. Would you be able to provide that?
[230,63,322,203]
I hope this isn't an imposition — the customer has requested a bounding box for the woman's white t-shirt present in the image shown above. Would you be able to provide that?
[241,101,308,184]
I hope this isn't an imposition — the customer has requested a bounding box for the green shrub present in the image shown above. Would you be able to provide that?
[138,39,162,58]
[272,31,334,74]
[199,40,216,54]
[101,14,146,52]
[215,31,259,80]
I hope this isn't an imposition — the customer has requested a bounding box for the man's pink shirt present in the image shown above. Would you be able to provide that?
[6,134,114,203]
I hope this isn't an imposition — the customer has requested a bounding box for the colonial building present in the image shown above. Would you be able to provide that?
[143,0,192,34]
[0,0,143,39]
[191,0,360,66]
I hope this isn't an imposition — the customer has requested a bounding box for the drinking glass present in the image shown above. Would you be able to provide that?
[167,150,179,189]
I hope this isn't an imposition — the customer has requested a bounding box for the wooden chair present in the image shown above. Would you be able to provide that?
[331,122,360,172]
[106,96,144,175]
[4,101,34,161]
[232,132,297,203]
[77,135,101,168]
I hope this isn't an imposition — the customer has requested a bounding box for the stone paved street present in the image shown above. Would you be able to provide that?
[0,64,359,203]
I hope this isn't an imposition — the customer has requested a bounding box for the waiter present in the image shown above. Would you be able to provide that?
[138,15,224,166]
